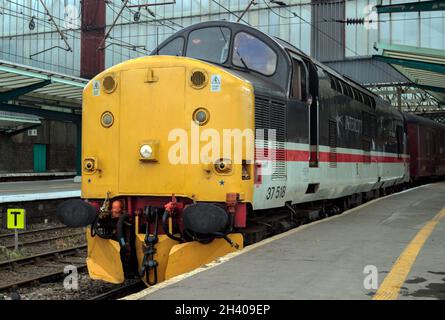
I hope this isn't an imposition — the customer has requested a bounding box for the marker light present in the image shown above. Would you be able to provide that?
[140,144,153,159]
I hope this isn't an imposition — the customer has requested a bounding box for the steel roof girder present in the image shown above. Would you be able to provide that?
[373,55,445,75]
[376,0,445,14]
[0,80,51,102]
[0,102,81,122]
[0,65,86,88]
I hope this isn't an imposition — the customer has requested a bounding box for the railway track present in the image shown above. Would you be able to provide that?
[0,245,87,292]
[89,281,146,300]
[0,225,144,300]
[0,226,86,260]
[0,243,143,301]
[0,225,68,239]
[1,230,85,250]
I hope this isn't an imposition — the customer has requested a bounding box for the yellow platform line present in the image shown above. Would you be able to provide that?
[373,207,445,300]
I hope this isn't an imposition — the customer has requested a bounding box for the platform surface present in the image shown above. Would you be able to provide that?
[0,179,80,203]
[128,182,445,300]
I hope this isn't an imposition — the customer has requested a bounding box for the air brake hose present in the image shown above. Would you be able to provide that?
[91,215,114,239]
[213,232,240,249]
[90,215,98,238]
[162,210,183,242]
[140,209,159,285]
[116,213,131,248]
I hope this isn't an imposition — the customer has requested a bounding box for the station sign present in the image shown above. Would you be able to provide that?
[7,208,26,229]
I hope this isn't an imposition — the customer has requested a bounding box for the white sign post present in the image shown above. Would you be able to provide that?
[7,208,26,251]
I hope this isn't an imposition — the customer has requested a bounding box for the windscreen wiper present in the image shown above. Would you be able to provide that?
[217,26,250,72]
[235,50,250,72]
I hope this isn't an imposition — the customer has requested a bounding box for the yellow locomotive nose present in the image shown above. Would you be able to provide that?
[81,56,253,285]
[82,56,254,203]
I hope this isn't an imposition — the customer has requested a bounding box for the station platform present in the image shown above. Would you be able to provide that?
[0,178,80,203]
[126,182,445,300]
[0,171,76,181]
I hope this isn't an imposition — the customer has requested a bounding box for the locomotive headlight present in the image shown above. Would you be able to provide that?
[140,144,153,159]
[139,141,159,162]
[192,108,209,126]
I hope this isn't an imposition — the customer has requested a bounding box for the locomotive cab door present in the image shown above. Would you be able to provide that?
[288,52,319,167]
[303,58,320,167]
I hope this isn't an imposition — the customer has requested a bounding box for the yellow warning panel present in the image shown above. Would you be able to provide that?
[7,208,25,229]
[85,227,124,284]
[164,233,243,280]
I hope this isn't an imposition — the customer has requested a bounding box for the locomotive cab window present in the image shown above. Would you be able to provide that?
[290,55,308,101]
[232,32,277,76]
[186,27,231,64]
[157,37,184,56]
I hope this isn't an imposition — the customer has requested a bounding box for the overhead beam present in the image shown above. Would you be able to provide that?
[0,64,86,88]
[371,82,445,94]
[127,1,176,8]
[376,0,445,14]
[375,42,445,60]
[0,103,81,122]
[237,0,256,22]
[6,123,41,137]
[97,0,129,51]
[0,80,51,102]
[412,83,445,94]
[372,55,445,75]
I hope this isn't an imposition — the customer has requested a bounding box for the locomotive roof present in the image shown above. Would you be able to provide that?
[154,21,384,103]
[152,21,445,129]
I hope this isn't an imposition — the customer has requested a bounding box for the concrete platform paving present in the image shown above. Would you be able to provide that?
[0,179,80,203]
[127,182,445,300]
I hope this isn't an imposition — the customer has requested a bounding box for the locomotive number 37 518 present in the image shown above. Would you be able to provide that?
[266,186,286,200]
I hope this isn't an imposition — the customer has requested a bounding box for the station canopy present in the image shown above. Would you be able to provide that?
[0,60,87,133]
[373,43,445,107]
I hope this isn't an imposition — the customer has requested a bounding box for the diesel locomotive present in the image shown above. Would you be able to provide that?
[58,21,445,286]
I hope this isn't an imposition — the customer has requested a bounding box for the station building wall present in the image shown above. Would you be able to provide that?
[0,120,76,173]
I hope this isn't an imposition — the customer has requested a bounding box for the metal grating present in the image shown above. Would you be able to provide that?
[255,95,287,180]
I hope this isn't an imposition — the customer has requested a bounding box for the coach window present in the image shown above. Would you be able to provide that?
[232,32,277,76]
[187,27,231,64]
[363,95,372,108]
[357,90,363,103]
[334,78,342,93]
[157,37,184,56]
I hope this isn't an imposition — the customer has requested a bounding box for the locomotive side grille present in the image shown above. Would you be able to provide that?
[270,100,287,180]
[328,120,337,168]
[254,95,287,180]
[254,96,270,130]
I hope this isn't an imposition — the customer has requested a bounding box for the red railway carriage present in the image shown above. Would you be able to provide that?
[404,113,445,181]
